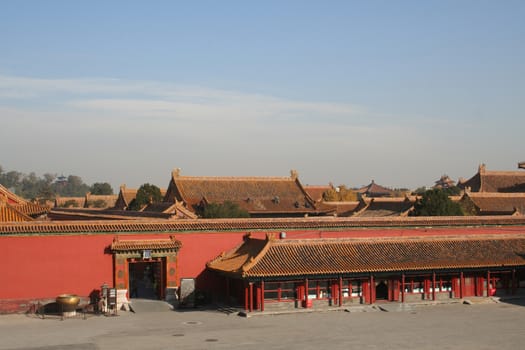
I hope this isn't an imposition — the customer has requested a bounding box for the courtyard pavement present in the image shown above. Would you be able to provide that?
[1,298,525,350]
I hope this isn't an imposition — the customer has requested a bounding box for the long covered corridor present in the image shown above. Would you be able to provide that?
[207,233,525,312]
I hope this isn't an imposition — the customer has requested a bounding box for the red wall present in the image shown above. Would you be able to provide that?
[1,225,523,312]
[1,235,114,299]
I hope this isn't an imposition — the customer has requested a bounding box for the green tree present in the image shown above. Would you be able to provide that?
[322,185,357,201]
[90,182,114,195]
[413,186,427,195]
[36,183,55,204]
[0,167,22,189]
[413,189,463,216]
[201,201,250,218]
[52,175,90,197]
[0,165,114,201]
[441,186,461,196]
[128,183,162,211]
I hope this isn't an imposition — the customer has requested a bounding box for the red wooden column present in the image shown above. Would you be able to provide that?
[486,271,491,297]
[432,272,436,301]
[362,280,368,304]
[459,272,464,299]
[339,277,343,307]
[477,276,483,296]
[249,282,254,312]
[401,273,405,303]
[261,280,265,312]
[304,278,309,308]
[369,275,374,304]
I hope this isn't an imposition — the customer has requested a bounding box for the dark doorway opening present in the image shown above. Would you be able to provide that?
[376,281,388,300]
[129,260,164,300]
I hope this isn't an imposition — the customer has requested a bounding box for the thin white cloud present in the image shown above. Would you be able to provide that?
[0,75,367,125]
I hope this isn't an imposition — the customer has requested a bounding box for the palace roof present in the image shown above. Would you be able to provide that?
[0,184,28,205]
[434,175,456,189]
[163,169,320,216]
[111,236,182,252]
[353,196,417,217]
[357,180,393,197]
[317,201,360,217]
[54,196,85,208]
[113,185,166,210]
[0,184,50,220]
[207,234,525,278]
[142,201,198,219]
[303,185,332,203]
[85,193,118,209]
[0,202,33,222]
[113,185,138,210]
[458,164,525,193]
[461,192,525,215]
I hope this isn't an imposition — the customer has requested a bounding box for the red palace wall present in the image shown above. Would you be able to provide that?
[1,225,523,312]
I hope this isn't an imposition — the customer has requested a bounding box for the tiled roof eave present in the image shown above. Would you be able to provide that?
[3,215,525,235]
[247,209,325,214]
[112,248,180,254]
[111,239,182,252]
[242,262,525,278]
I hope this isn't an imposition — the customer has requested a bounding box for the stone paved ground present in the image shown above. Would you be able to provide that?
[1,298,525,350]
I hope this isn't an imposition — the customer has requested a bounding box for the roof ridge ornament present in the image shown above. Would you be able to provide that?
[479,163,486,174]
[172,168,181,178]
[290,169,298,181]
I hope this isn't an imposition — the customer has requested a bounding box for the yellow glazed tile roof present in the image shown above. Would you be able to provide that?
[207,234,525,278]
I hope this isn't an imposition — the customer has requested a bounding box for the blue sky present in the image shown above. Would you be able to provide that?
[1,1,524,191]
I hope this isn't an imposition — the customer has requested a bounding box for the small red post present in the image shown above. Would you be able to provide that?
[261,280,265,312]
[249,282,254,312]
[244,282,249,311]
[339,277,343,307]
[459,272,464,299]
[401,273,405,303]
[369,275,374,304]
[304,278,309,308]
[486,271,491,297]
[432,272,436,301]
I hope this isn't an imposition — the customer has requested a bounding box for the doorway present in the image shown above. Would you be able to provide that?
[376,281,388,300]
[128,260,164,299]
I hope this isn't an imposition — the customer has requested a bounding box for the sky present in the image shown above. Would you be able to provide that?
[1,1,524,191]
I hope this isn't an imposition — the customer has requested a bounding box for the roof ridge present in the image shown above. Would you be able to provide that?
[467,192,525,197]
[175,176,294,181]
[483,170,525,176]
[241,235,273,275]
[274,233,525,244]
